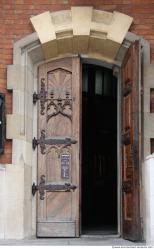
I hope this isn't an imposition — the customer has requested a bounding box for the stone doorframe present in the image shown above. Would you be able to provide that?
[2,7,153,241]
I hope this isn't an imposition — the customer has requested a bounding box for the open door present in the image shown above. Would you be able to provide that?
[35,57,81,237]
[121,41,142,241]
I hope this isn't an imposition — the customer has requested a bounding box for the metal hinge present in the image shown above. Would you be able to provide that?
[121,131,131,145]
[32,78,47,115]
[123,80,132,97]
[122,180,132,193]
[32,137,38,150]
[140,87,144,95]
[32,130,77,153]
[33,92,39,104]
[32,136,77,150]
[32,175,77,200]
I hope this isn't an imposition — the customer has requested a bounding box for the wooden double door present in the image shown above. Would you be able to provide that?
[34,41,142,241]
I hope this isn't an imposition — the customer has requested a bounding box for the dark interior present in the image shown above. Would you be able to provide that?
[82,63,117,235]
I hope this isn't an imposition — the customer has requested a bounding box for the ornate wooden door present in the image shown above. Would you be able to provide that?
[121,41,142,241]
[36,57,81,237]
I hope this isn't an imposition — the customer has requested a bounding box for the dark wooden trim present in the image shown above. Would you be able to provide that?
[0,93,5,154]
[150,138,154,154]
[150,88,154,113]
[121,41,142,241]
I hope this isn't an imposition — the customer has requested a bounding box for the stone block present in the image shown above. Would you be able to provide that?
[144,64,154,88]
[42,40,58,60]
[6,113,33,141]
[73,36,89,54]
[24,165,32,200]
[12,90,24,115]
[26,68,34,94]
[12,139,32,166]
[90,22,108,34]
[25,117,33,143]
[28,44,45,64]
[86,52,114,64]
[107,11,133,44]
[12,139,25,165]
[7,65,25,91]
[89,36,106,54]
[89,36,120,60]
[143,137,151,159]
[0,195,5,239]
[5,198,24,239]
[145,155,154,243]
[6,114,22,139]
[0,166,5,196]
[144,114,154,137]
[31,193,37,237]
[25,92,33,120]
[30,11,56,44]
[24,199,32,238]
[57,36,73,55]
[71,7,92,36]
[71,7,92,54]
[92,9,113,25]
[144,87,150,113]
[51,10,71,27]
[0,168,5,239]
[5,164,24,199]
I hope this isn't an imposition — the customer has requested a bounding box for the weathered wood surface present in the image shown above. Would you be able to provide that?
[37,57,80,237]
[121,41,142,241]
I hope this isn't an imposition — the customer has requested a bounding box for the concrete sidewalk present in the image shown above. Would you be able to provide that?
[0,236,148,246]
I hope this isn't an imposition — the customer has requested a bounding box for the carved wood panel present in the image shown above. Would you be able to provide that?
[37,57,80,237]
[121,41,141,241]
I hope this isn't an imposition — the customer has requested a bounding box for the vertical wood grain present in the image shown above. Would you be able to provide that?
[121,41,142,241]
[37,57,80,237]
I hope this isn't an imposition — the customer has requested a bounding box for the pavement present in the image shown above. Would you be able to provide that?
[0,236,149,246]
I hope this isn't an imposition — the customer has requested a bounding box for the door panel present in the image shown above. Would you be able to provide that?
[37,57,81,237]
[121,41,142,241]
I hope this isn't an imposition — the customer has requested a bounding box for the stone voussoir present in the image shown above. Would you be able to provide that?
[30,7,133,61]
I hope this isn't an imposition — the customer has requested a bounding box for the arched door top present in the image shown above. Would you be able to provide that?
[30,7,133,62]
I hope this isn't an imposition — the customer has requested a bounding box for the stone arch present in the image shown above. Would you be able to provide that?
[30,7,133,62]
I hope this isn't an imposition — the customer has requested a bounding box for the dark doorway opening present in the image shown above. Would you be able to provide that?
[81,63,118,235]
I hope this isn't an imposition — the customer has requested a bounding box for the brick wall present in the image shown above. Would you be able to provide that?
[0,0,154,163]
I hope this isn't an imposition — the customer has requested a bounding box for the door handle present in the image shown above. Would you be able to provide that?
[32,175,77,200]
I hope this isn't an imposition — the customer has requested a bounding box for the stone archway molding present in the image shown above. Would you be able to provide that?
[30,7,133,62]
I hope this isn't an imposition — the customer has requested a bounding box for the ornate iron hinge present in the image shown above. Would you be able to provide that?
[32,130,77,153]
[122,180,132,193]
[122,131,131,145]
[33,78,72,120]
[33,92,40,104]
[32,175,77,200]
[123,80,132,97]
[33,78,47,115]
